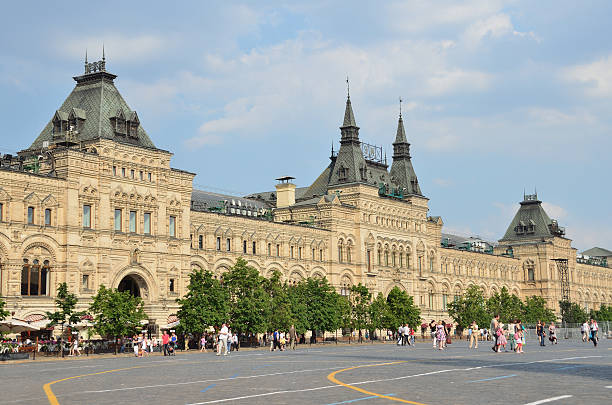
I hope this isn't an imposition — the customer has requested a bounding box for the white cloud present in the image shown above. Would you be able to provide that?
[57,34,170,63]
[562,54,612,97]
[526,107,596,127]
[542,202,568,220]
[433,178,452,187]
[463,13,514,46]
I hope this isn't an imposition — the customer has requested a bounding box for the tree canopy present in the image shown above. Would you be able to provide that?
[386,286,421,328]
[447,285,490,329]
[223,258,269,334]
[177,269,229,335]
[0,295,9,321]
[46,282,85,327]
[486,287,524,323]
[89,285,148,345]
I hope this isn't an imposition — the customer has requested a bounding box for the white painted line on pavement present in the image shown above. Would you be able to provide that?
[522,395,573,405]
[81,364,361,393]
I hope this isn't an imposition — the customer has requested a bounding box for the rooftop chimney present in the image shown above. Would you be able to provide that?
[275,176,296,208]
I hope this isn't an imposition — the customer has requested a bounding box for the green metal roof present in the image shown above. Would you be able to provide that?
[28,67,156,150]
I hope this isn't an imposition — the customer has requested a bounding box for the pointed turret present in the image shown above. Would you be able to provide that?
[342,96,357,127]
[390,109,422,196]
[328,93,368,187]
[339,95,360,144]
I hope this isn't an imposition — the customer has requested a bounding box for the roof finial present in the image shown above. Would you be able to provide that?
[346,76,350,99]
[399,96,403,117]
[85,49,88,64]
[102,44,105,61]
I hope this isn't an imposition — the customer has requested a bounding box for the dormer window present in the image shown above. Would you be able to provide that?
[111,110,127,135]
[127,111,139,139]
[338,165,348,181]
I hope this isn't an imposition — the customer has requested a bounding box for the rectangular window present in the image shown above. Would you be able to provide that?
[139,171,143,180]
[169,278,175,293]
[399,254,403,268]
[0,202,3,221]
[144,212,151,234]
[267,243,271,256]
[44,208,51,226]
[428,293,434,309]
[367,250,371,271]
[148,172,152,181]
[198,235,203,249]
[129,211,137,233]
[122,168,126,177]
[216,237,221,251]
[82,274,89,289]
[243,240,247,254]
[320,249,323,261]
[298,247,302,259]
[27,206,34,224]
[290,246,294,259]
[83,205,91,228]
[130,169,135,179]
[276,244,280,257]
[347,248,351,263]
[169,215,176,237]
[442,294,448,309]
[113,166,117,176]
[338,246,342,263]
[252,241,256,255]
[114,209,122,231]
[226,238,231,252]
[312,248,316,260]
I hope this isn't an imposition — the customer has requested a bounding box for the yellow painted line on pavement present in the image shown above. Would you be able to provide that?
[327,361,428,405]
[43,365,146,405]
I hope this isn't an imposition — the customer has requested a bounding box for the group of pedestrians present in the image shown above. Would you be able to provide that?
[269,324,297,351]
[429,319,452,350]
[535,320,557,346]
[396,324,415,346]
[581,319,599,346]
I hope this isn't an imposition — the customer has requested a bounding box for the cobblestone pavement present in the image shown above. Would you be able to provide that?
[0,340,610,405]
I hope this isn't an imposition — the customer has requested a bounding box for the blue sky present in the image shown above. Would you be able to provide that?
[1,1,611,251]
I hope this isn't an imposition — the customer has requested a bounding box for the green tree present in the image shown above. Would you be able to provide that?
[177,269,229,338]
[0,295,9,321]
[368,292,391,337]
[447,285,489,330]
[286,283,309,334]
[486,287,524,323]
[299,277,343,339]
[386,286,421,329]
[591,304,612,322]
[558,300,587,324]
[89,285,148,354]
[223,258,269,335]
[522,296,556,324]
[349,283,371,342]
[264,270,293,332]
[46,282,85,328]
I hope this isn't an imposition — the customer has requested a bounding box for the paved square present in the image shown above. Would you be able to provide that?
[0,340,610,405]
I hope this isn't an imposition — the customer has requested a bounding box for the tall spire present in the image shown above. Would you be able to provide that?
[342,95,357,127]
[394,111,408,144]
[102,44,105,61]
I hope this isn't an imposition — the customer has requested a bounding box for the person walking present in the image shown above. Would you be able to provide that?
[162,331,170,356]
[217,323,228,356]
[536,321,546,346]
[548,322,557,345]
[132,334,139,357]
[490,314,500,352]
[289,324,297,350]
[581,321,589,342]
[515,325,524,354]
[398,325,405,346]
[507,320,516,352]
[429,320,437,349]
[436,321,446,350]
[469,321,479,349]
[589,318,598,347]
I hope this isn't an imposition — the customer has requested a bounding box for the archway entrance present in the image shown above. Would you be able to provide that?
[118,275,141,297]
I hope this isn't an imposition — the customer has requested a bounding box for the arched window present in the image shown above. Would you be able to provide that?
[21,259,50,296]
[384,250,389,266]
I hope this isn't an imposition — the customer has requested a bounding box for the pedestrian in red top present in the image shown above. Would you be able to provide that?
[162,331,170,356]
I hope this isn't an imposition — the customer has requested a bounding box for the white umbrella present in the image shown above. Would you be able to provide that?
[73,320,95,330]
[0,319,40,334]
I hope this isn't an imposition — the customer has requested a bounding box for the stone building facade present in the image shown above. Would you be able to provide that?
[0,60,610,331]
